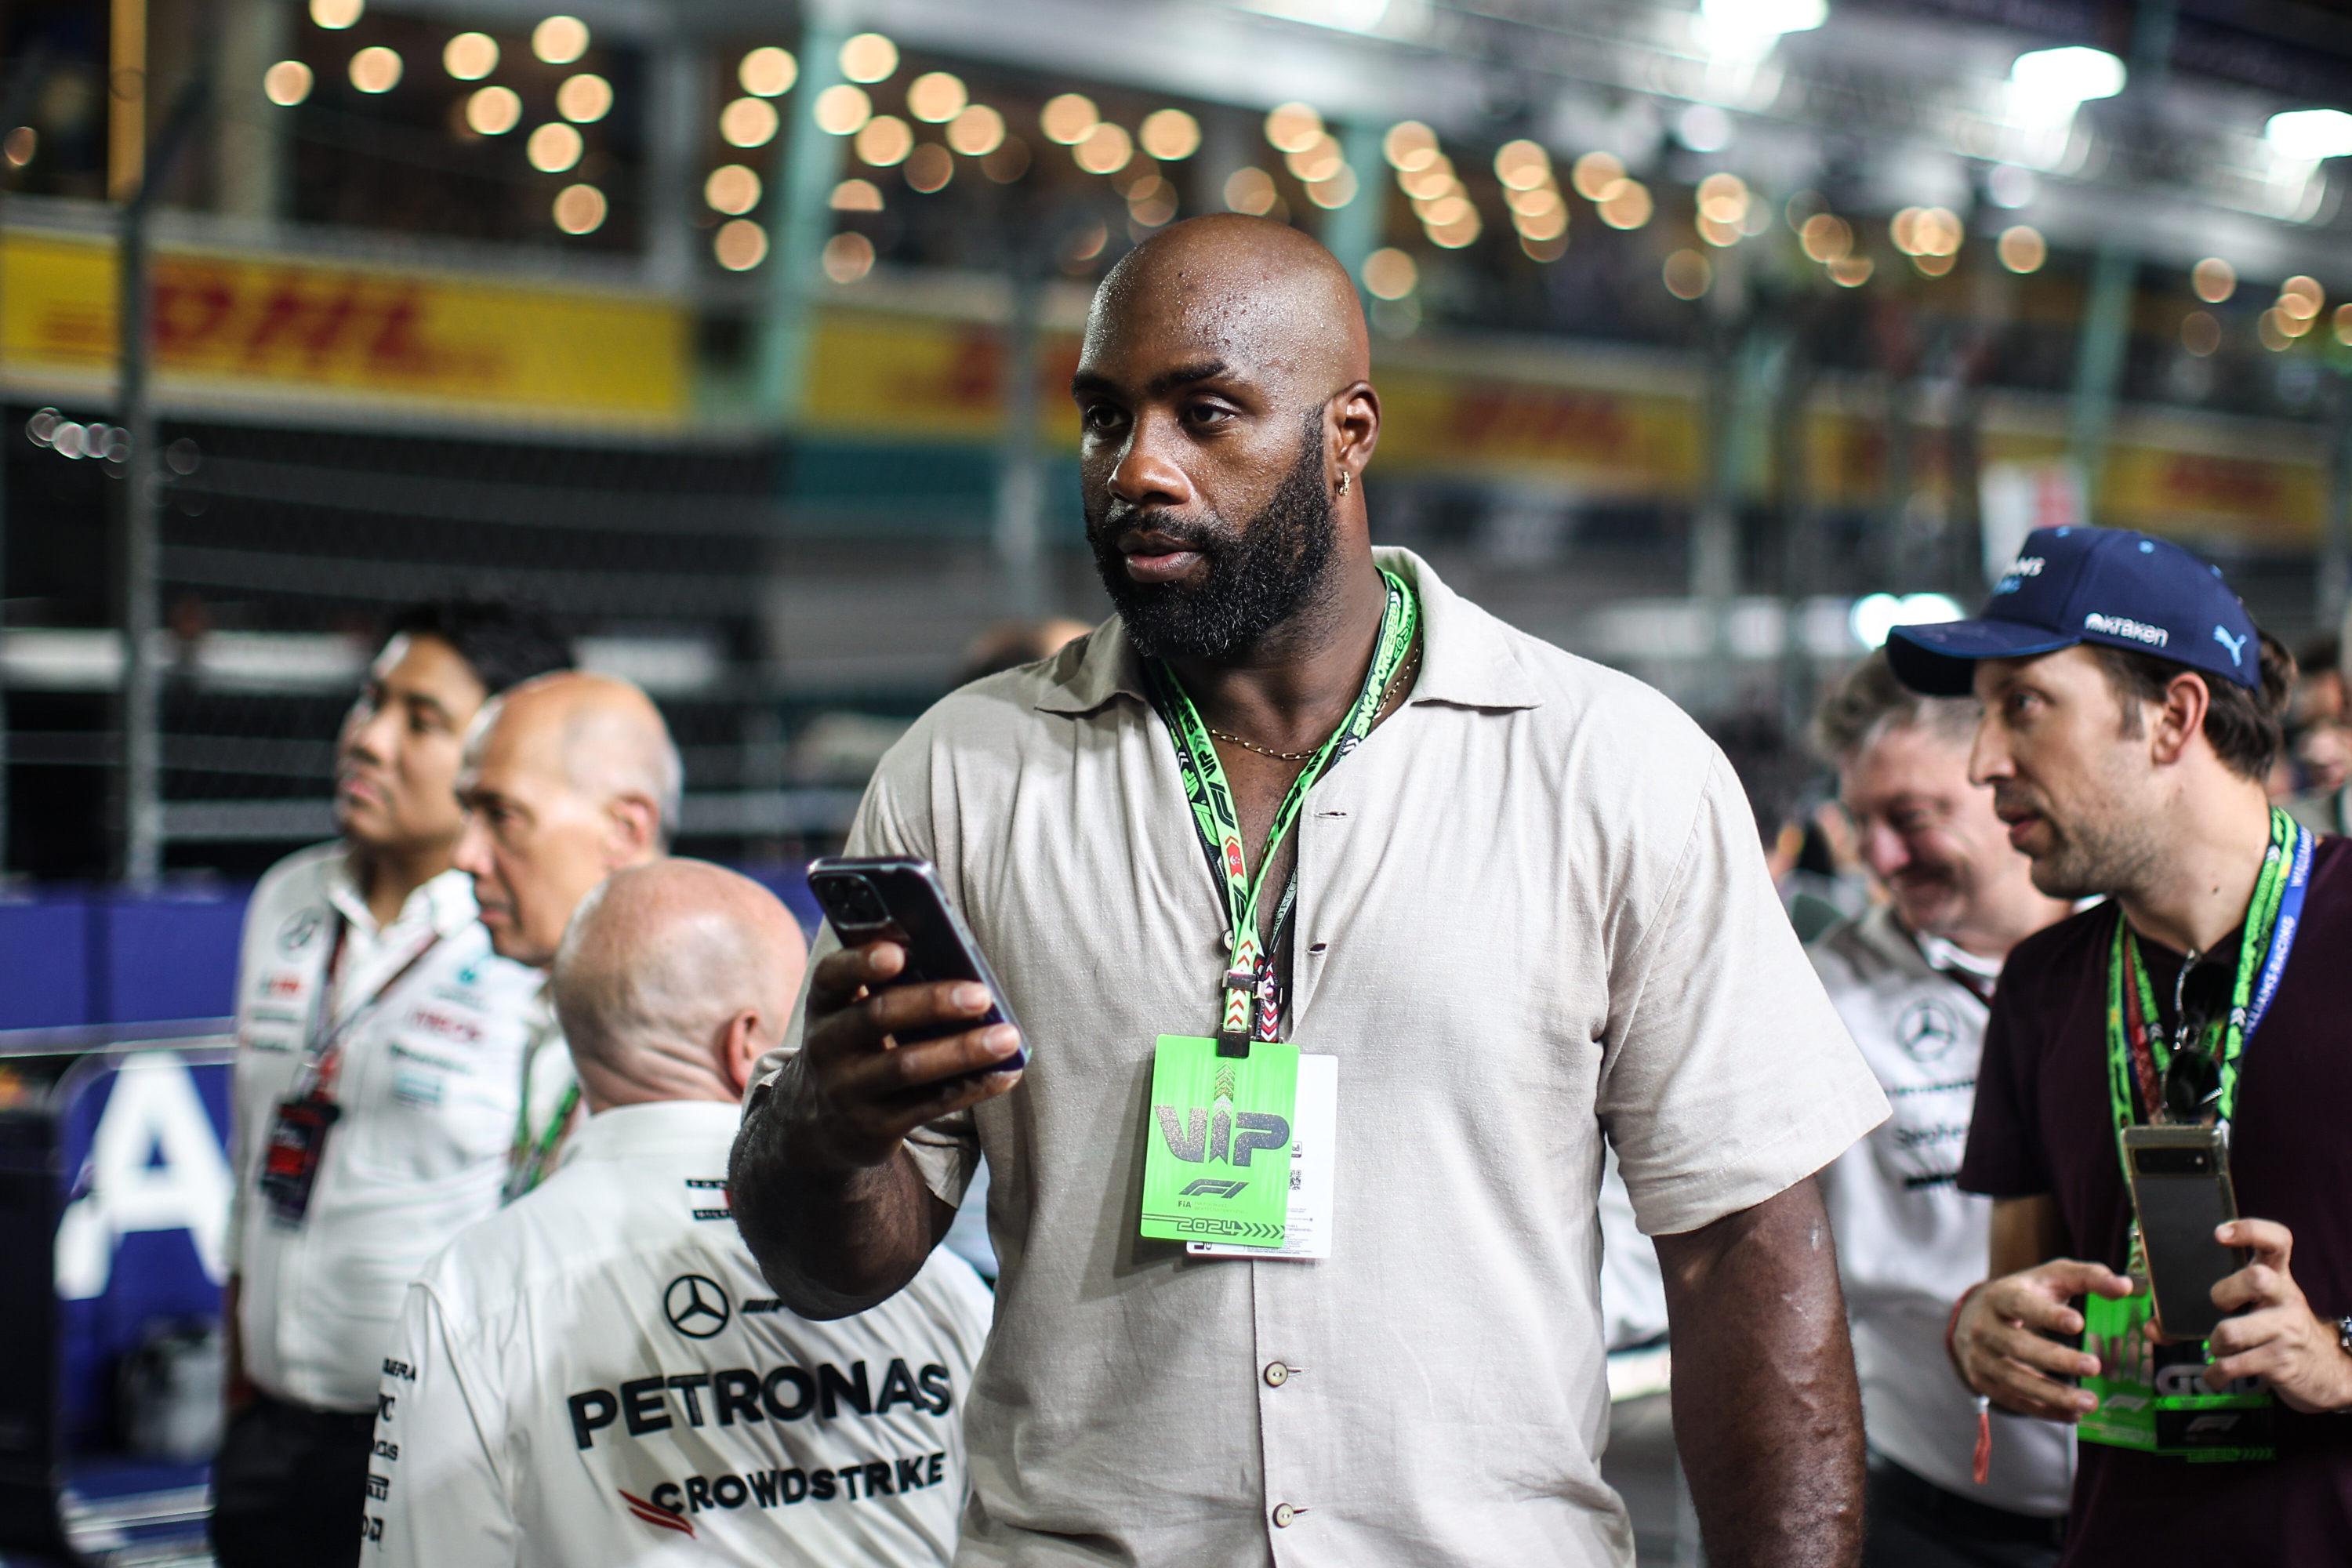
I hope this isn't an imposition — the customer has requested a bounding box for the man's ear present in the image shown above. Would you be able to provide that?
[2149,671,2213,766]
[1332,381,1380,491]
[605,792,662,866]
[718,1011,760,1097]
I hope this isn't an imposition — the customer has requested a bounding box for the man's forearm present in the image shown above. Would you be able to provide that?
[728,1073,946,1320]
[1655,1178,1865,1568]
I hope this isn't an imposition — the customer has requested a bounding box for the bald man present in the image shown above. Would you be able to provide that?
[454,671,681,1199]
[367,862,991,1566]
[733,215,1887,1567]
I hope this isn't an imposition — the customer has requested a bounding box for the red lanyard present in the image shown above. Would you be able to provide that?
[296,914,444,1101]
[2117,945,2165,1123]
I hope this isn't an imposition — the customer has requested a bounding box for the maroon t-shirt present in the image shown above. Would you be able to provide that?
[1961,833,2352,1566]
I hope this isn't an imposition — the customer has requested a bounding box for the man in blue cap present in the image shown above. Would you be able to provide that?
[1886,525,2352,1565]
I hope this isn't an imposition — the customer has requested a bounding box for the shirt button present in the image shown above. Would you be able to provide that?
[1272,1503,1298,1529]
[1263,1362,1289,1388]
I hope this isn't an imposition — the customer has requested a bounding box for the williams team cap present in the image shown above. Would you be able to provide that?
[1885,525,2262,698]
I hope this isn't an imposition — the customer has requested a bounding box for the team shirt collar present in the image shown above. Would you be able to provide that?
[566,1099,746,1164]
[323,847,481,942]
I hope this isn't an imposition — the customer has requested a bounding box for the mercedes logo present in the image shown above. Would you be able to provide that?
[663,1274,731,1339]
[1897,999,1961,1064]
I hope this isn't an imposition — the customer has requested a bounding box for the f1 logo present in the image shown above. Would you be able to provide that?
[1181,1178,1249,1199]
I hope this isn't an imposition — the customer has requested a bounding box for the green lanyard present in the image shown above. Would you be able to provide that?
[1146,569,1417,1057]
[503,1041,581,1204]
[2102,806,2297,1175]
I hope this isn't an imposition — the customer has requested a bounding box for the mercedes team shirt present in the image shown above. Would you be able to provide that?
[1810,904,2074,1515]
[228,841,549,1413]
[749,548,1889,1567]
[368,1100,993,1566]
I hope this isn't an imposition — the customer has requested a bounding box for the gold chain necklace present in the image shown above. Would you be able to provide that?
[1207,643,1423,764]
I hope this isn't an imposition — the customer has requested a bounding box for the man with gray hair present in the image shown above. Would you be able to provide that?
[452,670,683,1198]
[366,860,992,1566]
[1808,650,2075,1566]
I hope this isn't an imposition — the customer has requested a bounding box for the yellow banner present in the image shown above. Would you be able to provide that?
[802,307,1702,491]
[1,229,688,423]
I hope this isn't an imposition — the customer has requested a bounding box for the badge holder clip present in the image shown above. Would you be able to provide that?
[1218,969,1258,1058]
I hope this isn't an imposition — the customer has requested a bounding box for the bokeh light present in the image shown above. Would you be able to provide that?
[532,16,589,65]
[822,231,877,282]
[1225,166,1277,215]
[467,85,522,136]
[705,164,760,215]
[905,143,954,192]
[1041,93,1098,145]
[527,122,583,172]
[739,47,798,97]
[840,34,898,84]
[310,0,362,28]
[908,72,967,123]
[717,220,769,270]
[1664,249,1712,299]
[2193,257,2236,303]
[829,178,884,212]
[1363,248,1417,299]
[813,85,873,136]
[443,33,498,80]
[947,104,1006,156]
[857,115,914,167]
[1074,122,1133,174]
[263,61,314,107]
[349,47,402,93]
[1140,108,1201,160]
[557,74,612,124]
[551,183,605,234]
[1265,102,1323,154]
[721,96,781,148]
[1996,225,2046,274]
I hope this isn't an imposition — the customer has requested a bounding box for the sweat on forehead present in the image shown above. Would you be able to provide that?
[1083,215,1370,389]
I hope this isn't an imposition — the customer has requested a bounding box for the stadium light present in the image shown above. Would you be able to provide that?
[2009,46,2125,107]
[2266,109,2352,162]
[1699,0,1828,44]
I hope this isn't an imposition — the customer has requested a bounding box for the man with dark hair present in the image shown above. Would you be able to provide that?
[213,602,572,1568]
[1887,526,2352,1565]
[731,215,1888,1566]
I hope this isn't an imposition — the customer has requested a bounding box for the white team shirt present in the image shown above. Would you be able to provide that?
[368,1100,993,1566]
[1810,905,2074,1515]
[227,841,550,1412]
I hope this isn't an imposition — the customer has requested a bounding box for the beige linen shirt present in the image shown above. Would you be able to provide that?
[750,548,1887,1567]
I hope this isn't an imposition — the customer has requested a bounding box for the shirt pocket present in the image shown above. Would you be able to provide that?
[340,1004,526,1183]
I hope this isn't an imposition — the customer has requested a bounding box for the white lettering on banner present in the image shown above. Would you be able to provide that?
[54,1053,232,1299]
[2004,556,2045,579]
[2083,612,2170,648]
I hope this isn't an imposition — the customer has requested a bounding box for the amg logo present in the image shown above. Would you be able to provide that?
[2084,612,2169,648]
[1180,1178,1249,1199]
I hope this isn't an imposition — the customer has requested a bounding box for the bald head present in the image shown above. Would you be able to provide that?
[1089,215,1370,399]
[553,859,808,1110]
[454,671,684,965]
[1073,216,1382,661]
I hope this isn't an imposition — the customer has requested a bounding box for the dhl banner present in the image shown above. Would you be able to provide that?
[801,306,2330,541]
[800,306,1704,494]
[0,228,688,424]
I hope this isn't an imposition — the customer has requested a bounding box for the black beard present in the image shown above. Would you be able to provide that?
[1085,420,1337,662]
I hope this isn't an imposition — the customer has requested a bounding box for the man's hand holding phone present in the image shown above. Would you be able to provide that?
[2204,1218,2352,1413]
[1951,1259,2137,1421]
[786,939,1024,1173]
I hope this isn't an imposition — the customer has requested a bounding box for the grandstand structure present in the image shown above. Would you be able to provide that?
[4,0,2352,884]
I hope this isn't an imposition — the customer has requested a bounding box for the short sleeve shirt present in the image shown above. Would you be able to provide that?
[751,549,1888,1567]
[1961,837,2352,1565]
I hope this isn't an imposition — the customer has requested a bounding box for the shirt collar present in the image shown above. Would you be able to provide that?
[323,849,480,941]
[566,1099,744,1163]
[1033,546,1542,717]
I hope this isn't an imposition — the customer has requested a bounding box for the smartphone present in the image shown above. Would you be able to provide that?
[2122,1123,2247,1343]
[805,856,1025,1067]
